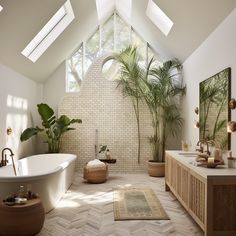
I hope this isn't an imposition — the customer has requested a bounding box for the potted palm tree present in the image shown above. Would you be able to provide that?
[141,59,185,176]
[105,46,145,163]
[20,103,82,153]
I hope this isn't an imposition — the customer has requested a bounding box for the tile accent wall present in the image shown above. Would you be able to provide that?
[59,55,153,173]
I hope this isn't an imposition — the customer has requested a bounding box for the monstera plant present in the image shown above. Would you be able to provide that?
[20,103,82,153]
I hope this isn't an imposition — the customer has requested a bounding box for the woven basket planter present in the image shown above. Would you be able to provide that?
[83,164,108,184]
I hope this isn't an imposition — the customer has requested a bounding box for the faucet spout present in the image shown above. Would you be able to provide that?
[196,140,204,153]
[206,141,211,155]
[1,148,17,176]
[1,148,13,166]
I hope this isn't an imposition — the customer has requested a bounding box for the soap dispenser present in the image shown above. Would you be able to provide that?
[105,149,111,159]
[213,148,223,163]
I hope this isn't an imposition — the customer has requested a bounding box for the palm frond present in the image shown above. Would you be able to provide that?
[140,58,185,162]
[113,45,146,163]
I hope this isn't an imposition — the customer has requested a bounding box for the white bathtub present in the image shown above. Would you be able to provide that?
[0,153,76,212]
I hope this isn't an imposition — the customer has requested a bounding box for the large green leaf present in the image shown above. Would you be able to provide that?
[57,115,82,127]
[53,115,82,138]
[57,115,71,126]
[37,103,55,128]
[70,118,82,124]
[20,127,42,141]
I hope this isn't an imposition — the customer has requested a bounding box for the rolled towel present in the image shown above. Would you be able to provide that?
[86,159,106,170]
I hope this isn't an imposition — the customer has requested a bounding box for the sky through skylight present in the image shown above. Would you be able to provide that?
[146,0,173,36]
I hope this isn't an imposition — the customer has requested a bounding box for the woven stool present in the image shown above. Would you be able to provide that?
[83,160,108,184]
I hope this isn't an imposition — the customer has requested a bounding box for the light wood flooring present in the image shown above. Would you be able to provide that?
[37,173,203,236]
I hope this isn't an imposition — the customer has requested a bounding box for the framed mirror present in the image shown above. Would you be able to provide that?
[199,67,231,149]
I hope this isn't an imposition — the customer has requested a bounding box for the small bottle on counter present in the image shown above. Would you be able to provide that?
[105,149,111,159]
[227,150,235,168]
[181,141,189,151]
[19,185,25,198]
[26,184,32,200]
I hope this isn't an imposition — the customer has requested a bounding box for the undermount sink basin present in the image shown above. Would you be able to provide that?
[178,152,198,156]
[178,152,198,157]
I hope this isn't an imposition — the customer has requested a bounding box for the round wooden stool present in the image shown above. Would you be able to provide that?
[0,198,45,236]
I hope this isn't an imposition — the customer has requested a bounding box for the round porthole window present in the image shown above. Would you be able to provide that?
[102,56,120,81]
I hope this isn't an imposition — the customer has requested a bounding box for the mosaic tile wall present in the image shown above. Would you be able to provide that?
[59,55,154,173]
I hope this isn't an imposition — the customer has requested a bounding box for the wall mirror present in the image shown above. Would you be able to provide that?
[199,67,231,149]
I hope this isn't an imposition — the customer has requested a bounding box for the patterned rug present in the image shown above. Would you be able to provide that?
[113,187,169,220]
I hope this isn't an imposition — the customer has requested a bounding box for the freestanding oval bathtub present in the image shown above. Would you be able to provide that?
[0,153,77,212]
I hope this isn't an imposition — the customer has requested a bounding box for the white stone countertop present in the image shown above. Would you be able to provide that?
[166,150,236,178]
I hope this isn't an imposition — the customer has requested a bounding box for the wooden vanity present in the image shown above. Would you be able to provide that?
[165,151,236,236]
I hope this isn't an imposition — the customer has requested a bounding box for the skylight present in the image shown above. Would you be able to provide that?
[21,0,74,63]
[115,0,132,21]
[96,0,115,22]
[96,0,131,22]
[146,0,173,36]
[0,5,3,12]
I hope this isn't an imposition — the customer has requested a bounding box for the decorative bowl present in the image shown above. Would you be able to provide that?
[197,160,224,168]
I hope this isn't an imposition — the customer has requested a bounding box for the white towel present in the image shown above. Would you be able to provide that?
[86,159,106,170]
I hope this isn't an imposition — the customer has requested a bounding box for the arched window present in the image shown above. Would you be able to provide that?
[66,12,162,92]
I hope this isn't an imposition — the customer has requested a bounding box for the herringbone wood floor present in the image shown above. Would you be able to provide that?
[37,173,203,236]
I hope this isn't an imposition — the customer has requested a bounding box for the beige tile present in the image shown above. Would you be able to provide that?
[37,173,203,236]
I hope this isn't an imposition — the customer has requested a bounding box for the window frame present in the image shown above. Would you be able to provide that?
[66,12,162,93]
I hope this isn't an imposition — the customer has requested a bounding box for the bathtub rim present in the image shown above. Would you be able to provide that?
[0,153,77,182]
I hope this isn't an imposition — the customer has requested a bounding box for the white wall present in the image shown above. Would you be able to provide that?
[182,9,236,154]
[0,63,42,160]
[43,62,66,113]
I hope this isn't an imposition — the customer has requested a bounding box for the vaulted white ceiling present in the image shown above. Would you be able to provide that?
[0,0,235,82]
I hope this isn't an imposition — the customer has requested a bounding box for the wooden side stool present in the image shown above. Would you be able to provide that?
[0,198,45,236]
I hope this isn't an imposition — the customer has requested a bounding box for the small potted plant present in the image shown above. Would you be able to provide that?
[98,145,116,163]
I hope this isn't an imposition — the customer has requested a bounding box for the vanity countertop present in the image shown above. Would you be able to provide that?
[166,150,236,178]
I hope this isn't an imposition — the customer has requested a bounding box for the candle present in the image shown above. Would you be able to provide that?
[228,150,232,158]
[208,157,214,164]
[181,140,189,151]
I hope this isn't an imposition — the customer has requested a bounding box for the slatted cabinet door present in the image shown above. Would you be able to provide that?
[188,170,206,231]
[180,163,189,208]
[165,155,189,209]
[170,156,178,192]
[165,154,177,193]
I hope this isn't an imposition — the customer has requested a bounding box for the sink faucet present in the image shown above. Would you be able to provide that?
[1,148,17,176]
[196,140,204,153]
[203,140,211,155]
[196,140,211,155]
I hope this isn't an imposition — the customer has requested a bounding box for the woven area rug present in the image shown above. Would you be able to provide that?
[113,187,169,220]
